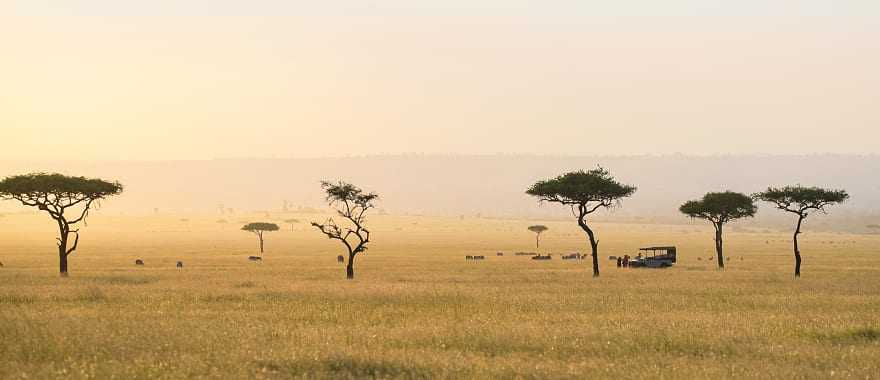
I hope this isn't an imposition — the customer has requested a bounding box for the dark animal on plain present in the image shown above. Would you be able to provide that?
[740,257,744,261]
[337,255,344,263]
[708,257,713,261]
[532,254,551,260]
[497,252,504,256]
[562,254,579,260]
[135,259,144,266]
[609,256,617,260]
[248,256,262,262]
[697,257,702,261]
[176,261,184,268]
[0,261,4,267]
[466,255,473,260]
[472,255,485,260]
[617,257,622,267]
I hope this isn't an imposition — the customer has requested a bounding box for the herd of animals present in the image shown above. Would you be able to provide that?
[125,254,343,267]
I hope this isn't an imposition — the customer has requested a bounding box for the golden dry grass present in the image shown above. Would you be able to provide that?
[1,213,878,379]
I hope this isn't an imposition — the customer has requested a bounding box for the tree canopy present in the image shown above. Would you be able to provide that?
[526,167,637,210]
[753,186,849,214]
[0,173,122,205]
[321,181,379,209]
[679,191,757,224]
[242,222,280,232]
[528,225,549,234]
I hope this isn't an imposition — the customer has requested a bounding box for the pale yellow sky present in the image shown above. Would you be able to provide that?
[2,1,879,161]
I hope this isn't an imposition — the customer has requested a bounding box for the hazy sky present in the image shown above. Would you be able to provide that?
[2,1,878,161]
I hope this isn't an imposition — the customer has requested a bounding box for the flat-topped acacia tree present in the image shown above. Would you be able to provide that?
[754,186,849,277]
[312,181,378,280]
[284,218,299,231]
[242,222,279,254]
[527,167,636,277]
[528,225,549,250]
[679,191,757,269]
[0,173,122,276]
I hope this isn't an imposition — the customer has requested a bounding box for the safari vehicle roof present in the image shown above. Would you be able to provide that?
[639,246,676,251]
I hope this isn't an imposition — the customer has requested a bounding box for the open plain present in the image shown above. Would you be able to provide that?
[1,213,878,379]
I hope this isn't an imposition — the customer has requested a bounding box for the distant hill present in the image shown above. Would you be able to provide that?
[1,155,878,232]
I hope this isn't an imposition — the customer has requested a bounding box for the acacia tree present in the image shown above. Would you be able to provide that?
[242,222,279,254]
[527,225,549,250]
[754,186,848,277]
[284,218,300,231]
[0,173,122,276]
[679,191,757,269]
[311,181,378,280]
[526,167,636,277]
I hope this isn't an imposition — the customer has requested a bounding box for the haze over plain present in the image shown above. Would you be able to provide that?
[2,1,879,160]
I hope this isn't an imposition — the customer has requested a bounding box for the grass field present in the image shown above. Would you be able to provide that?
[1,213,878,379]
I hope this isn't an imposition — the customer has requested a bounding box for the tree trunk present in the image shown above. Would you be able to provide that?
[346,253,356,279]
[58,247,69,277]
[57,222,70,277]
[579,223,600,277]
[535,234,540,250]
[714,223,724,269]
[259,232,264,254]
[794,215,804,277]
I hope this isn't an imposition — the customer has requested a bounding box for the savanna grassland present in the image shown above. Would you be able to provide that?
[1,213,878,379]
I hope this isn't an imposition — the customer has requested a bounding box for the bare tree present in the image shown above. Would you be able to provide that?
[311,181,378,279]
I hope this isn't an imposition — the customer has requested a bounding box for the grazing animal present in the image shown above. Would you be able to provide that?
[466,255,473,260]
[337,255,344,263]
[135,259,144,266]
[0,261,4,267]
[248,256,262,262]
[176,261,184,268]
[562,254,579,260]
[497,252,504,256]
[471,255,485,260]
[532,254,552,260]
[697,257,702,261]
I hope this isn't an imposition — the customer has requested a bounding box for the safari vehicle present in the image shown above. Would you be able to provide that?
[629,246,677,268]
